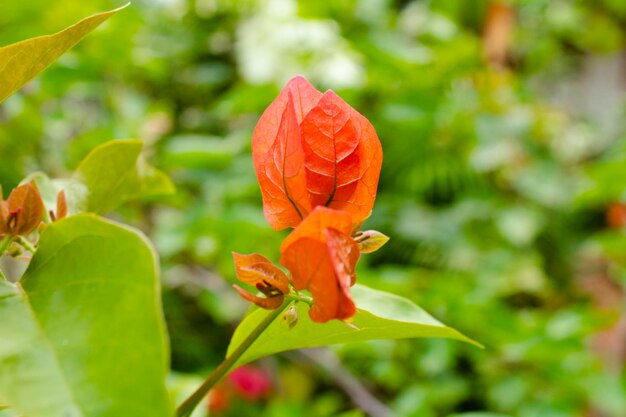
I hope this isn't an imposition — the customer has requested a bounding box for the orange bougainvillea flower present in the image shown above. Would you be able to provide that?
[0,181,44,237]
[253,76,383,230]
[280,206,360,323]
[241,78,385,322]
[232,252,290,310]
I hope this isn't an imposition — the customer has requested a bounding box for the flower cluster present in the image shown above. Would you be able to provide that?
[233,77,387,323]
[0,181,45,237]
[0,180,67,243]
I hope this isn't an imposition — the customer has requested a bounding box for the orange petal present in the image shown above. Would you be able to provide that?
[280,234,357,323]
[325,227,360,287]
[5,181,44,236]
[233,285,284,310]
[252,77,321,230]
[232,252,271,283]
[279,208,360,323]
[301,91,359,206]
[300,92,382,225]
[281,237,326,291]
[56,190,68,220]
[255,93,311,229]
[252,77,322,158]
[240,262,290,295]
[232,252,289,294]
[320,228,358,320]
[280,206,353,253]
[326,109,382,225]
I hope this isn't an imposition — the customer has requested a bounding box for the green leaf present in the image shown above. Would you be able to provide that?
[162,134,242,170]
[73,139,174,214]
[0,214,171,417]
[22,139,175,214]
[22,172,83,221]
[227,285,480,366]
[26,140,173,216]
[0,4,129,103]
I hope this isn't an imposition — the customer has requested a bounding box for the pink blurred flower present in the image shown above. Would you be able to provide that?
[227,366,272,400]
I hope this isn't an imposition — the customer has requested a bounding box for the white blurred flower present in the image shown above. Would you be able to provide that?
[235,0,365,88]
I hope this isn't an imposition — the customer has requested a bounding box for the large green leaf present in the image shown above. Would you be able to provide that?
[28,139,174,216]
[73,139,174,214]
[227,285,480,366]
[0,4,128,103]
[0,214,171,417]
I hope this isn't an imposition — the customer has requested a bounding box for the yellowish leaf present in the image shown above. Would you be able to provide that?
[0,3,129,103]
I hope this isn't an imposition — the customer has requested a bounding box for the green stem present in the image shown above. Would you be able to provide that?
[176,300,292,417]
[17,236,36,253]
[0,237,10,282]
[286,292,313,306]
[0,236,11,255]
[0,269,6,282]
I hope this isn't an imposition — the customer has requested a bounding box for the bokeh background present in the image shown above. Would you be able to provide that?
[2,1,626,416]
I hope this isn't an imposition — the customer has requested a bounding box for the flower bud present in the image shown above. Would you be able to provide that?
[282,305,299,329]
[354,230,390,254]
[0,181,44,237]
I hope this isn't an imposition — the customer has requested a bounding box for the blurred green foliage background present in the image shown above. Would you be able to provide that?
[2,0,626,416]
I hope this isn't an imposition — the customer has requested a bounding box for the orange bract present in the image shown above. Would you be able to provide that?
[232,252,290,310]
[0,181,44,237]
[55,190,68,221]
[253,76,382,230]
[280,207,360,323]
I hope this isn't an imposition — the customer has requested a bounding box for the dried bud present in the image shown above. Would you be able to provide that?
[282,305,299,329]
[354,230,389,254]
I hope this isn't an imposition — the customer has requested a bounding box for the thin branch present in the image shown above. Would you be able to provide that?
[16,236,36,253]
[176,300,291,417]
[290,348,392,417]
[0,236,11,255]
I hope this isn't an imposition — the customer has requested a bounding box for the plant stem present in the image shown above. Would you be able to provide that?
[286,292,313,306]
[17,236,36,253]
[0,237,10,282]
[176,300,292,417]
[0,236,11,255]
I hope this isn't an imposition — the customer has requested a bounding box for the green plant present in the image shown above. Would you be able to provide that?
[0,6,479,417]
